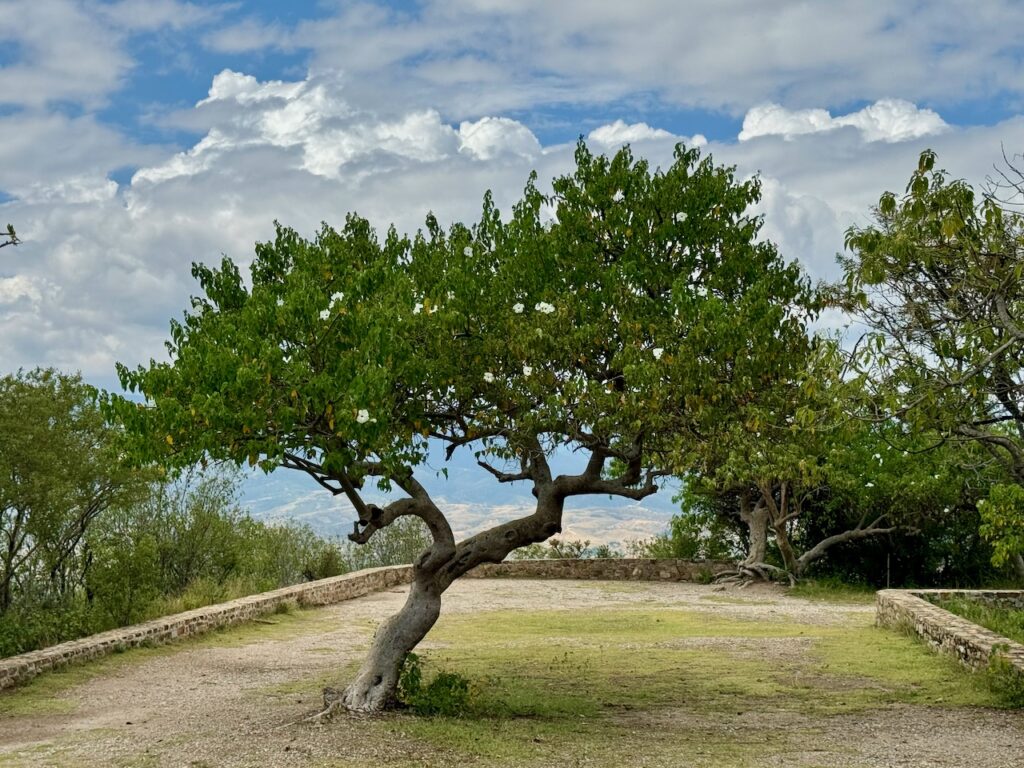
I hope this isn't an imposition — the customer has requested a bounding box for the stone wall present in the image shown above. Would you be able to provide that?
[468,557,734,582]
[0,558,728,693]
[876,589,1024,677]
[0,565,413,693]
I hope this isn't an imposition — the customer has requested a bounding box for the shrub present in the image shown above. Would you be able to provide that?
[397,652,472,716]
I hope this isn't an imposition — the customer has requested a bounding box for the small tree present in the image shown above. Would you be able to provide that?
[840,150,1024,579]
[113,142,816,711]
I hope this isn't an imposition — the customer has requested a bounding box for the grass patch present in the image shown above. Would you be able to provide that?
[699,594,773,605]
[934,597,1024,646]
[789,579,877,604]
[356,606,1006,766]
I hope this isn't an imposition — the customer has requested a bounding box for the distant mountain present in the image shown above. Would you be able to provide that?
[239,449,680,546]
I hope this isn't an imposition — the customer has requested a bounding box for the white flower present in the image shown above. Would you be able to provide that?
[512,302,525,314]
[943,507,950,513]
[463,246,473,256]
[535,301,555,314]
[276,298,284,307]
[523,365,533,377]
[612,190,624,202]
[319,308,331,321]
[483,372,495,383]
[674,212,688,223]
[865,482,875,488]
[413,303,423,314]
[356,409,370,424]
[652,347,664,360]
[873,453,881,460]
[330,292,344,304]
[695,285,707,297]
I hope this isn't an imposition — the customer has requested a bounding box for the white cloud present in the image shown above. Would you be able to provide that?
[219,0,1024,119]
[0,0,230,108]
[137,71,544,184]
[739,100,949,143]
[0,275,43,305]
[458,117,541,161]
[588,120,676,145]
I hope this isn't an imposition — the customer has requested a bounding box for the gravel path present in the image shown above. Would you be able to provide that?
[0,579,1020,767]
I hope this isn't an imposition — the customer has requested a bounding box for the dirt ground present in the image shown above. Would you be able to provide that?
[0,579,1021,768]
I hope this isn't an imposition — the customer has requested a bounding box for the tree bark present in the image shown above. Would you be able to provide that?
[739,496,768,567]
[332,574,443,712]
[1014,552,1024,582]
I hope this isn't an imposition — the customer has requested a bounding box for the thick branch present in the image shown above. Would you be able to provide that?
[796,521,899,572]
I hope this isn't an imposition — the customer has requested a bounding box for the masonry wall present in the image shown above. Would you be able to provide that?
[467,557,734,581]
[0,565,413,693]
[0,558,728,692]
[876,589,1024,677]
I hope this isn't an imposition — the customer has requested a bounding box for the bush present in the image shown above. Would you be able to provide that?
[397,652,472,716]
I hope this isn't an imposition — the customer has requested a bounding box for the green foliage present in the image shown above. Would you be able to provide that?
[0,368,151,653]
[1,223,17,248]
[978,484,1024,569]
[987,647,1024,708]
[398,652,472,716]
[635,503,739,561]
[110,141,817,577]
[838,150,1024,549]
[508,538,622,559]
[935,597,1024,647]
[341,515,430,570]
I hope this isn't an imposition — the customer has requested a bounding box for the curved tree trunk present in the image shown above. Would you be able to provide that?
[325,480,569,713]
[1014,552,1024,583]
[334,574,443,712]
[739,497,768,567]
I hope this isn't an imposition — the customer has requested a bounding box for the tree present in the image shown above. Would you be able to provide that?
[840,150,1024,579]
[1,224,17,249]
[113,142,817,711]
[0,369,147,615]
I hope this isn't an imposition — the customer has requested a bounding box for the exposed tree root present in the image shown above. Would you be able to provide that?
[714,562,796,587]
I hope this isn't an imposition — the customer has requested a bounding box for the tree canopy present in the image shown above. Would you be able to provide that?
[113,141,820,710]
[839,149,1024,575]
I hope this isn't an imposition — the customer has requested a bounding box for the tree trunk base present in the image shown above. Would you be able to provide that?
[714,562,796,586]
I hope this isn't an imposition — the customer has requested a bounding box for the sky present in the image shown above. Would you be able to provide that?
[3,0,1024,543]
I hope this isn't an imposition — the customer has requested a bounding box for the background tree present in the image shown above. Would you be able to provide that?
[113,142,818,712]
[0,369,147,616]
[1,224,17,249]
[840,150,1024,580]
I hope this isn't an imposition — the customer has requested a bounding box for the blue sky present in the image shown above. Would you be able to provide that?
[3,0,1024,541]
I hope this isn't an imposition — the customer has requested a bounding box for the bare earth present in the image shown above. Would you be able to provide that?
[0,579,1021,768]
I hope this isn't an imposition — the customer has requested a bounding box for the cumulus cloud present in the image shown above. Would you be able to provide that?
[589,120,674,144]
[458,117,542,161]
[136,70,544,184]
[214,0,1024,119]
[739,100,949,143]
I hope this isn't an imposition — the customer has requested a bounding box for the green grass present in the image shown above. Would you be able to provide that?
[350,606,1006,767]
[934,597,1024,646]
[789,578,878,604]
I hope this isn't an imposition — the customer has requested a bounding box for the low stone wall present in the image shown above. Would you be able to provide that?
[876,589,1024,677]
[0,565,412,693]
[0,557,729,693]
[468,557,734,582]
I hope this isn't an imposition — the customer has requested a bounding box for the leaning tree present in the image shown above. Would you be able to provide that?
[113,142,816,711]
